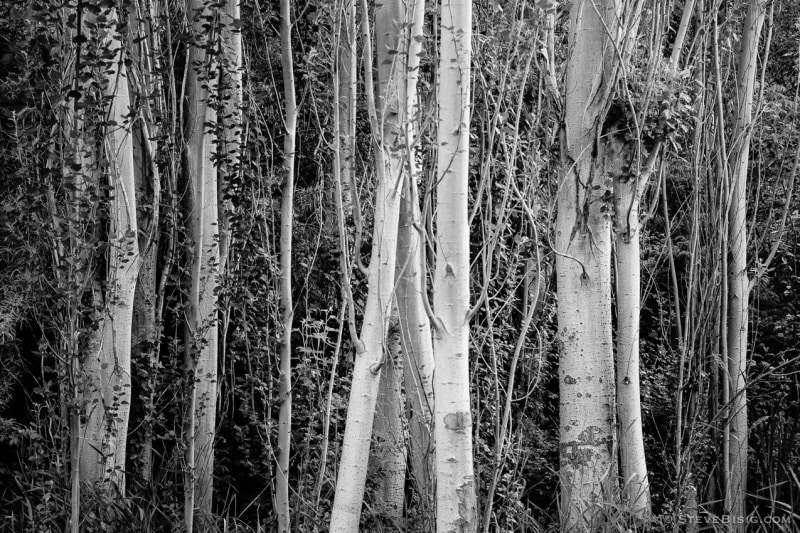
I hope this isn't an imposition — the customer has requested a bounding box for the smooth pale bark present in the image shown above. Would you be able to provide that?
[372,320,406,524]
[613,147,651,517]
[725,1,766,528]
[329,2,404,529]
[557,0,618,529]
[389,0,433,519]
[276,0,296,530]
[79,8,140,493]
[433,0,477,530]
[183,0,220,527]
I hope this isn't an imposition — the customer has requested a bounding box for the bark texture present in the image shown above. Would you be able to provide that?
[725,1,766,528]
[276,0,296,529]
[328,1,405,528]
[434,0,477,530]
[78,7,140,494]
[557,0,619,529]
[183,0,220,527]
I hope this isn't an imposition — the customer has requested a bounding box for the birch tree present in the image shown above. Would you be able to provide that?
[557,0,620,528]
[433,0,477,529]
[183,0,220,527]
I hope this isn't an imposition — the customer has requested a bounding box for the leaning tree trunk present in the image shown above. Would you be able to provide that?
[328,1,405,528]
[78,7,141,494]
[276,0,296,530]
[725,1,766,528]
[183,0,220,528]
[557,0,620,529]
[433,0,477,529]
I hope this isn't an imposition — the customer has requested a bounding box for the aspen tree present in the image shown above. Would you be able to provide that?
[78,6,140,493]
[433,0,477,529]
[183,0,220,527]
[372,321,406,524]
[380,0,434,519]
[391,2,434,516]
[128,0,165,486]
[725,1,767,527]
[557,0,619,529]
[276,0,296,529]
[397,174,435,518]
[337,0,357,217]
[329,0,405,528]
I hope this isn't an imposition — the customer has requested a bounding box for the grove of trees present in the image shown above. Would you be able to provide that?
[0,0,798,531]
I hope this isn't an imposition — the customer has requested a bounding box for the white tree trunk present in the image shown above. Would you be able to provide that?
[390,0,433,519]
[433,0,477,529]
[276,0,296,530]
[183,0,220,527]
[558,0,619,529]
[79,7,140,495]
[613,157,651,518]
[329,2,404,529]
[725,1,766,528]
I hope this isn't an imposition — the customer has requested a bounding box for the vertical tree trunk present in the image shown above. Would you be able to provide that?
[433,0,477,530]
[219,0,243,273]
[397,171,435,521]
[337,0,357,217]
[183,0,220,527]
[129,0,163,487]
[613,146,652,518]
[329,1,404,529]
[557,0,619,529]
[388,0,433,521]
[725,1,766,528]
[372,319,406,525]
[276,0,296,530]
[78,6,140,495]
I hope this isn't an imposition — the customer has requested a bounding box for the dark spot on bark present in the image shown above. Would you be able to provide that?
[444,411,471,433]
[564,375,577,384]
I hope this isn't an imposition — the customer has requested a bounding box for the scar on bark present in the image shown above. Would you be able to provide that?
[444,411,470,433]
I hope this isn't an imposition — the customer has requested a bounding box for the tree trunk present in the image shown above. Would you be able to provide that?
[388,0,433,521]
[613,145,651,518]
[328,1,404,528]
[433,0,477,530]
[337,0,357,218]
[276,0,296,530]
[128,0,163,487]
[372,319,406,525]
[557,0,619,529]
[397,171,435,522]
[725,1,766,528]
[183,0,220,527]
[78,7,141,495]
